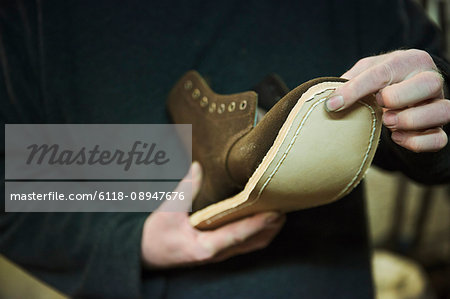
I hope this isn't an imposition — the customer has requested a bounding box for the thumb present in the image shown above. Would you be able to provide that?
[157,161,202,212]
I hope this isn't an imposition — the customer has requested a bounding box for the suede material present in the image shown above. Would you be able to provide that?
[168,73,347,211]
[228,77,347,183]
[191,82,382,230]
[167,71,258,211]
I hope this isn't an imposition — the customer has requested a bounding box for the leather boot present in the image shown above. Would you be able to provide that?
[167,71,382,229]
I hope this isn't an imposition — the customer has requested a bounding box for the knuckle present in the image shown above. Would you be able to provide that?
[389,52,403,65]
[442,133,449,148]
[344,81,359,100]
[405,130,448,152]
[387,51,406,71]
[194,251,212,262]
[356,57,371,68]
[409,49,434,66]
[405,136,422,153]
[400,111,415,129]
[425,72,444,95]
[434,130,448,150]
[381,88,400,107]
[230,233,246,245]
[194,235,216,260]
[374,63,394,86]
[441,100,450,122]
[191,246,214,262]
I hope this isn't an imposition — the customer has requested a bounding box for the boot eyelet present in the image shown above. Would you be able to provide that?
[209,102,216,113]
[228,102,236,112]
[184,80,193,90]
[200,96,208,107]
[239,100,247,110]
[192,89,201,99]
[218,103,225,114]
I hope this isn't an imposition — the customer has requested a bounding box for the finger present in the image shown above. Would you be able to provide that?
[378,71,444,109]
[341,55,384,80]
[147,161,202,229]
[327,50,435,112]
[391,128,448,152]
[210,215,286,263]
[196,211,281,257]
[157,161,202,212]
[383,99,450,130]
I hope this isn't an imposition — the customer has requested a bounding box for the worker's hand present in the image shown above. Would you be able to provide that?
[141,162,285,269]
[325,49,450,152]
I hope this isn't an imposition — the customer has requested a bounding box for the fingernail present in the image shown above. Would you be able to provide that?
[376,92,385,107]
[325,95,344,112]
[264,212,280,224]
[383,112,397,127]
[391,131,404,143]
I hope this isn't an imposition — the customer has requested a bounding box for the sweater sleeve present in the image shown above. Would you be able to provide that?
[0,2,148,298]
[0,209,148,298]
[369,0,450,184]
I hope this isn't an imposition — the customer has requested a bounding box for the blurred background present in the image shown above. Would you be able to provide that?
[0,0,449,298]
[367,3,450,299]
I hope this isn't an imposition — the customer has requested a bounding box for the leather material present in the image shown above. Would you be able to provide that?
[167,70,258,211]
[167,71,382,229]
[227,77,347,185]
[167,71,342,211]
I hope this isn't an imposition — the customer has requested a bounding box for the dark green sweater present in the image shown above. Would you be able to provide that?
[1,0,449,298]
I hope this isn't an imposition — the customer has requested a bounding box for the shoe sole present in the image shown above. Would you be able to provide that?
[190,81,382,229]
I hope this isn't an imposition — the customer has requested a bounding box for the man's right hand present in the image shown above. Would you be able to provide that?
[141,162,285,269]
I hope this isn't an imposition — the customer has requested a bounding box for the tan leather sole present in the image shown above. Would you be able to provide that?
[190,81,382,230]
